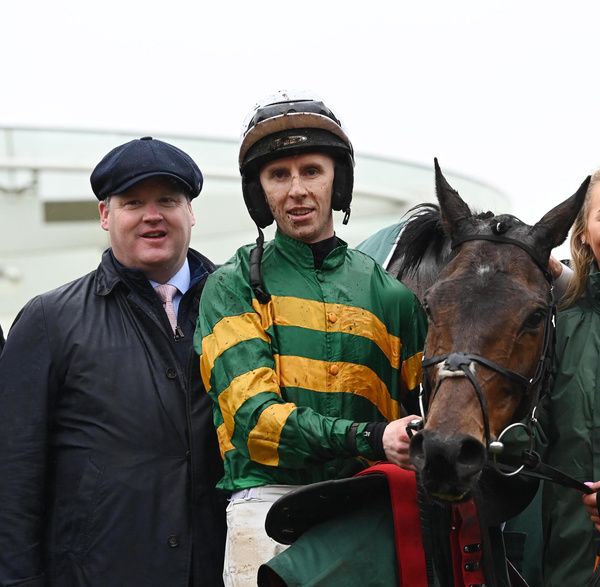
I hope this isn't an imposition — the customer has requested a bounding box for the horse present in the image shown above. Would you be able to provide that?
[404,160,589,503]
[258,160,590,586]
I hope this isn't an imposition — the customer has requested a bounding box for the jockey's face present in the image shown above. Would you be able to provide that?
[259,152,335,244]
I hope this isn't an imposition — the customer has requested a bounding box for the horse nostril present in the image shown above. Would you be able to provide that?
[456,436,486,477]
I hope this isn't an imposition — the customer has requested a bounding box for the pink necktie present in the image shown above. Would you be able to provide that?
[154,283,178,333]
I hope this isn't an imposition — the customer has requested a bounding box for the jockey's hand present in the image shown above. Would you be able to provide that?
[382,415,421,471]
[582,481,600,531]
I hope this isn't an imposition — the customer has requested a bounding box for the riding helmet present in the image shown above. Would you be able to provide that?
[239,91,355,228]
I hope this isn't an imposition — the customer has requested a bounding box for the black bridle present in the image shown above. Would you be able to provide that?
[416,227,557,448]
[409,234,591,494]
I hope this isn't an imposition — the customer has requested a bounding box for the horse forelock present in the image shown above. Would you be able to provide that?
[389,205,503,302]
[389,204,446,276]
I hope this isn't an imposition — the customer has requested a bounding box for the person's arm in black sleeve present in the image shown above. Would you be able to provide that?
[0,297,57,586]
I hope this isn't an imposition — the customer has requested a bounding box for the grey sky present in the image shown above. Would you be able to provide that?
[3,0,599,248]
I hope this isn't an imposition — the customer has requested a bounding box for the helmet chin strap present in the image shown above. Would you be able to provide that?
[343,208,351,225]
[249,226,271,304]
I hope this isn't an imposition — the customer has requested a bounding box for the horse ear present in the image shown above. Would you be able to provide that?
[532,176,590,251]
[434,158,472,237]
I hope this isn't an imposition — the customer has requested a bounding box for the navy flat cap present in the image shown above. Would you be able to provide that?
[90,136,203,200]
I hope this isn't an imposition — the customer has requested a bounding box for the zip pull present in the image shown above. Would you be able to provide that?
[174,325,185,340]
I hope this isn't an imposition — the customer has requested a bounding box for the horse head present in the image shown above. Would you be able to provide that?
[409,159,589,502]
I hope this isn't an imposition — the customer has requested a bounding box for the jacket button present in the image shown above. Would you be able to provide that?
[166,368,177,379]
[327,312,338,324]
[167,534,180,548]
[329,364,339,376]
[185,450,191,460]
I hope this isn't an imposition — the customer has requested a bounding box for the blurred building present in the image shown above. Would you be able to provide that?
[0,127,509,328]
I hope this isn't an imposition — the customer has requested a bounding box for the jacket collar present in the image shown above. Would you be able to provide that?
[272,230,347,270]
[95,248,215,297]
[586,263,600,302]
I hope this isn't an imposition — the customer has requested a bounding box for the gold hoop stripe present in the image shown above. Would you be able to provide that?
[401,351,424,392]
[274,355,400,421]
[214,355,404,463]
[247,403,298,466]
[253,296,402,368]
[216,423,234,458]
[201,295,402,384]
[217,367,281,438]
[215,367,297,465]
[201,312,270,391]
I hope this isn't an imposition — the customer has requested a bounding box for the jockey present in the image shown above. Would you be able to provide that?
[194,91,427,586]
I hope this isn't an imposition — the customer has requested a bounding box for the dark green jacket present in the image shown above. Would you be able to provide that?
[356,222,406,268]
[260,496,398,586]
[540,268,600,586]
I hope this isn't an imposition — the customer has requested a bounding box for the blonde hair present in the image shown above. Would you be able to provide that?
[560,169,600,308]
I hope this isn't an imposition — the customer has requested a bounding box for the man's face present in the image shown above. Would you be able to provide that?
[98,177,196,282]
[259,152,335,244]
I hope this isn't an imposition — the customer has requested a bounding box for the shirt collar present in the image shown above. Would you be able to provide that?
[149,258,191,295]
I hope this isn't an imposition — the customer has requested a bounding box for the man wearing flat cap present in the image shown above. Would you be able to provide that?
[0,137,226,587]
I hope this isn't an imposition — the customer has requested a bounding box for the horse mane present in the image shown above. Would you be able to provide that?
[387,203,493,301]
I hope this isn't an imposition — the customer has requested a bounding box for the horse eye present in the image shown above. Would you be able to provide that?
[422,298,433,320]
[523,309,546,330]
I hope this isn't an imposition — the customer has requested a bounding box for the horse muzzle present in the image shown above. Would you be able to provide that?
[409,429,486,502]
